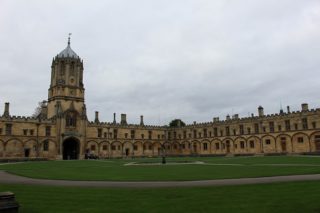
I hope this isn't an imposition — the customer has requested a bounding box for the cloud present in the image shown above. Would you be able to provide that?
[0,0,320,125]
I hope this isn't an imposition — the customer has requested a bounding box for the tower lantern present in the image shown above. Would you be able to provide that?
[47,35,85,119]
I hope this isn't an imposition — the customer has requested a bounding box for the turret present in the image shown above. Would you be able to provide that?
[46,35,85,119]
[2,102,10,117]
[287,106,291,113]
[94,111,99,123]
[301,103,309,112]
[113,113,116,124]
[121,114,127,125]
[140,115,144,126]
[258,106,264,117]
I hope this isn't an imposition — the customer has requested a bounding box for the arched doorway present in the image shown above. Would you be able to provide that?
[63,138,79,160]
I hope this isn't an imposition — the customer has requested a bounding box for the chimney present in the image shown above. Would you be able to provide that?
[3,102,10,117]
[121,114,127,125]
[94,111,99,123]
[287,106,291,113]
[226,114,230,120]
[233,114,239,119]
[213,117,219,122]
[113,113,116,124]
[140,115,144,126]
[177,119,181,127]
[301,103,309,112]
[258,106,264,117]
[193,121,196,125]
[251,113,254,117]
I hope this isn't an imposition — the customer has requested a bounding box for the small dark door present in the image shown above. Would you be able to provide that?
[316,142,320,151]
[193,144,197,153]
[281,141,287,152]
[125,148,129,156]
[226,141,230,153]
[24,148,30,157]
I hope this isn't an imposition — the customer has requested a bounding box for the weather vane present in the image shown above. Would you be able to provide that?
[68,33,72,45]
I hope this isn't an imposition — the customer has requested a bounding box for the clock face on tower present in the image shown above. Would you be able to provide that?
[70,78,75,85]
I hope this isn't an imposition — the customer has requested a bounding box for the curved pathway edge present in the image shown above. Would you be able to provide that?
[0,171,320,188]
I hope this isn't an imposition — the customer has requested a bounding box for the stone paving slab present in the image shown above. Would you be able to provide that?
[0,171,320,188]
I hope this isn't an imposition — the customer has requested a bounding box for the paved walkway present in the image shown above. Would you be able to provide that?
[1,171,320,188]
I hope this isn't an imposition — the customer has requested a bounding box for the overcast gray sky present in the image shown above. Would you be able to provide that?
[0,0,320,125]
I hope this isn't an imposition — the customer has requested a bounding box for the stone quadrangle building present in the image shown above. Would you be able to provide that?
[1,39,320,160]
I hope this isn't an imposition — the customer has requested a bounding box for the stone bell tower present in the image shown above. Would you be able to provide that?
[47,35,86,119]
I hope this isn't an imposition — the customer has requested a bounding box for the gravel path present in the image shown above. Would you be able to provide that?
[1,171,320,188]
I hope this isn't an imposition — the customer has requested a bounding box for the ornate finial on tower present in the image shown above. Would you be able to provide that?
[68,33,72,46]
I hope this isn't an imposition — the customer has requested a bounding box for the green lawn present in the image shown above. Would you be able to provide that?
[1,181,320,213]
[1,156,320,181]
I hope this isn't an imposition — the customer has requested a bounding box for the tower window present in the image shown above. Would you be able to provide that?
[66,111,77,127]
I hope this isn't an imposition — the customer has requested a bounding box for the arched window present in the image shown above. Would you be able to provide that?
[66,111,77,127]
[70,62,75,76]
[60,62,65,76]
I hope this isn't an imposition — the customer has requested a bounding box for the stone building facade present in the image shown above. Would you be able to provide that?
[1,39,320,160]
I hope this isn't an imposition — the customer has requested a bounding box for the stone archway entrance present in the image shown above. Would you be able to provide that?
[63,138,80,160]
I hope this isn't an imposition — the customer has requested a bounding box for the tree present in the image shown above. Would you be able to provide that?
[32,100,47,117]
[169,119,186,127]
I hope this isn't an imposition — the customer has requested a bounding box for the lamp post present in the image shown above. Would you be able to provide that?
[162,130,167,164]
[36,117,41,158]
[161,144,166,164]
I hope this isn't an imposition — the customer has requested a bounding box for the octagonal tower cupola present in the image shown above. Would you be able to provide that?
[47,35,85,119]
